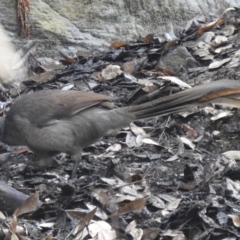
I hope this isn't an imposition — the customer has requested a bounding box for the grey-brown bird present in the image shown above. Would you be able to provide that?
[1,79,240,178]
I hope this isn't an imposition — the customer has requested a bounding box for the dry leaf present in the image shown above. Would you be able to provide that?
[66,210,86,226]
[5,215,18,240]
[125,220,137,233]
[212,35,228,46]
[228,214,240,227]
[158,76,192,89]
[38,223,55,229]
[182,124,198,138]
[142,85,157,93]
[73,207,97,235]
[14,192,39,217]
[210,111,233,121]
[100,65,122,81]
[59,52,75,64]
[88,221,117,240]
[41,233,53,240]
[166,199,181,211]
[92,189,109,206]
[109,41,128,49]
[196,17,224,35]
[130,123,146,136]
[122,59,137,74]
[144,34,154,43]
[106,143,122,152]
[142,228,160,240]
[111,199,147,216]
[209,58,231,69]
[129,228,143,240]
[180,137,195,150]
[28,70,54,83]
[222,151,240,163]
[156,66,175,76]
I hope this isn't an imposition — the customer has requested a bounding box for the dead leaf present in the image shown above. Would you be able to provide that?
[125,174,145,183]
[109,41,128,49]
[5,215,19,240]
[142,85,157,93]
[28,70,54,83]
[209,58,231,69]
[228,214,240,227]
[14,191,39,217]
[143,34,154,43]
[41,233,53,240]
[88,220,117,240]
[111,199,147,216]
[180,136,195,150]
[66,210,87,220]
[100,65,122,81]
[13,146,29,154]
[92,189,109,206]
[182,124,198,138]
[166,199,181,211]
[106,143,122,152]
[73,207,97,235]
[125,220,137,233]
[142,228,160,240]
[59,52,75,64]
[156,66,175,76]
[129,228,143,240]
[122,59,137,74]
[130,123,146,136]
[196,17,224,35]
[158,76,192,89]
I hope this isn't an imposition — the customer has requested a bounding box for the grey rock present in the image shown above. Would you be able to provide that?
[157,46,200,73]
[0,0,239,57]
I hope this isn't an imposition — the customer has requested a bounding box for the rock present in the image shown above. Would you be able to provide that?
[0,0,239,57]
[157,46,200,73]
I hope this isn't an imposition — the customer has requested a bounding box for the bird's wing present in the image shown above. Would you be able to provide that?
[8,90,113,127]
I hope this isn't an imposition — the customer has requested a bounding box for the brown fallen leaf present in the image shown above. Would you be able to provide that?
[109,41,128,49]
[155,66,175,76]
[196,17,224,35]
[5,196,37,240]
[144,34,154,43]
[13,146,29,154]
[142,85,157,93]
[59,52,75,65]
[111,199,147,216]
[125,174,145,183]
[182,124,198,138]
[122,59,137,74]
[4,215,18,240]
[73,207,97,234]
[66,210,88,220]
[14,191,39,217]
[28,70,54,83]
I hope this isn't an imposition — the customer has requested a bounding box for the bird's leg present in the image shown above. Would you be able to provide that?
[71,151,82,178]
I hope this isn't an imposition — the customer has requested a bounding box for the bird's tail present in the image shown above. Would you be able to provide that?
[126,80,240,120]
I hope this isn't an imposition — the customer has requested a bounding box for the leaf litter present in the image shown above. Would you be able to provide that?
[0,6,240,240]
